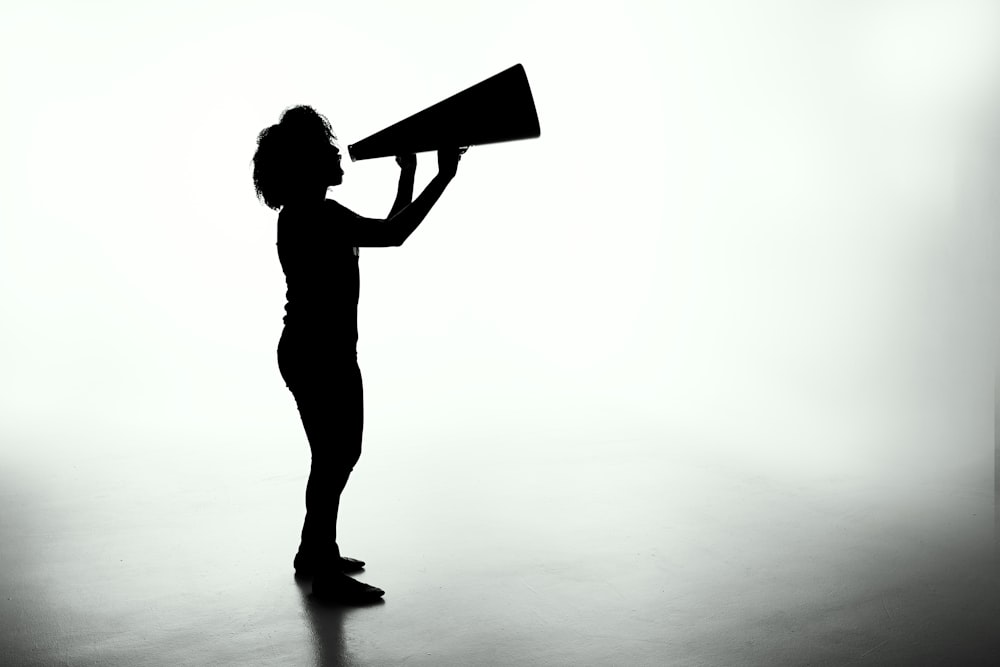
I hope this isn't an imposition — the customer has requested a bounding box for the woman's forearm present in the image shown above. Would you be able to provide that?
[388,173,453,245]
[388,168,415,218]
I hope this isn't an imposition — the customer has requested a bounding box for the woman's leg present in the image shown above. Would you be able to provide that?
[289,360,364,563]
[278,338,382,601]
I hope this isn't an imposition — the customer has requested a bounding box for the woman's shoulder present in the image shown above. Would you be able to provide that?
[279,200,317,220]
[280,199,358,221]
[278,200,363,246]
[323,199,361,220]
[277,202,317,242]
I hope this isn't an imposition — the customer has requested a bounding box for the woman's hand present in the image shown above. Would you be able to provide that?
[437,147,466,180]
[395,153,417,171]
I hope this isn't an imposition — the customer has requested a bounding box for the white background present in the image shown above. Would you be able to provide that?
[1,0,997,489]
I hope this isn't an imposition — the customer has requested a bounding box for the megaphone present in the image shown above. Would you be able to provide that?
[347,64,540,161]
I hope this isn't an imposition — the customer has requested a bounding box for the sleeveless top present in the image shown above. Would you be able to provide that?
[277,200,360,352]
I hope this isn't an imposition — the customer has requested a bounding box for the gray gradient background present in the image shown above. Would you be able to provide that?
[1,0,998,664]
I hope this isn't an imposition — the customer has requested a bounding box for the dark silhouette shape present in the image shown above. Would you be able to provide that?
[253,105,463,604]
[348,63,540,161]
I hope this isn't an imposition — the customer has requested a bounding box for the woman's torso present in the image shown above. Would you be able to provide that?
[277,200,360,353]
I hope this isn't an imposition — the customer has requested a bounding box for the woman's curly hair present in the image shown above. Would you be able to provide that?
[253,105,340,210]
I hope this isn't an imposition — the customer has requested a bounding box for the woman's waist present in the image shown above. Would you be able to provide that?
[280,324,356,343]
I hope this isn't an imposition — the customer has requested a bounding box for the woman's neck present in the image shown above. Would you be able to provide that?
[287,187,329,207]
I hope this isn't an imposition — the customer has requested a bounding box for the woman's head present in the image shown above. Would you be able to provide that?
[253,105,343,210]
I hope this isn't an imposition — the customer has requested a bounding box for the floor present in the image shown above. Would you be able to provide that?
[2,417,997,666]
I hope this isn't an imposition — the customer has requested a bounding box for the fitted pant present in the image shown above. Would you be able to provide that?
[277,328,363,559]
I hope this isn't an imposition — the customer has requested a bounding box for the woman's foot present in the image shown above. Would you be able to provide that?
[336,556,366,573]
[294,551,366,576]
[312,572,385,605]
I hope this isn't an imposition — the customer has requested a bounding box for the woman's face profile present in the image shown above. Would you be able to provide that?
[302,140,343,192]
[325,143,344,188]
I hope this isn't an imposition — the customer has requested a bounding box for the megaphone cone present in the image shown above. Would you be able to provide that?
[348,64,540,161]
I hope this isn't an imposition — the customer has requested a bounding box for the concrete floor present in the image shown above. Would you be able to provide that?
[2,424,997,666]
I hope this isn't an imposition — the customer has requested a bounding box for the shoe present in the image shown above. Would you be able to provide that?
[294,551,366,576]
[312,572,385,605]
[336,556,366,573]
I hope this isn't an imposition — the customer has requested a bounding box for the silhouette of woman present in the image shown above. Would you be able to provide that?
[253,106,462,603]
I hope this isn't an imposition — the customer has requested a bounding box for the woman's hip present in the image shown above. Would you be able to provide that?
[279,336,358,389]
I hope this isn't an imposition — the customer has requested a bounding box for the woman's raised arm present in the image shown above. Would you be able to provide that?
[332,148,463,247]
[387,153,416,219]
